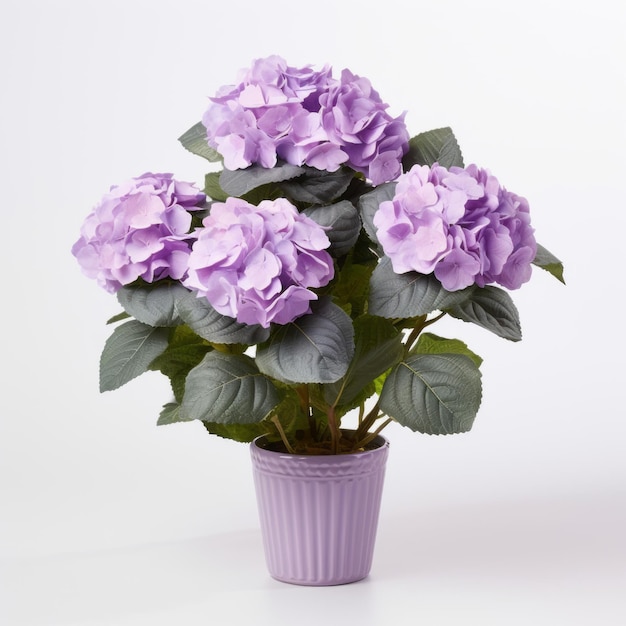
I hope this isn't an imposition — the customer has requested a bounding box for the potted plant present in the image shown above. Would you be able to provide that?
[72,56,564,586]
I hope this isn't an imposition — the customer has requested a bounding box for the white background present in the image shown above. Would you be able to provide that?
[1,0,625,624]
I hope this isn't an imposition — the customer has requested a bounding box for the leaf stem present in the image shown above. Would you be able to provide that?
[271,415,295,454]
[405,312,446,355]
[354,418,392,450]
[327,404,340,455]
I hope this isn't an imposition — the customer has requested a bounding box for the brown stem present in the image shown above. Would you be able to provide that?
[327,404,340,455]
[405,312,447,355]
[297,385,316,441]
[355,400,382,441]
[354,418,392,450]
[271,415,295,454]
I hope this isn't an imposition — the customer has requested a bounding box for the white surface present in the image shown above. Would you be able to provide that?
[1,0,625,624]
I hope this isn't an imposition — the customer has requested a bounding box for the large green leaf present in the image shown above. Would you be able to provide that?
[178,122,223,163]
[220,162,305,197]
[533,243,565,284]
[117,283,189,327]
[369,257,468,318]
[380,353,482,435]
[324,315,404,407]
[357,182,396,246]
[444,285,522,341]
[255,298,355,384]
[402,127,464,170]
[100,320,170,392]
[279,167,355,204]
[180,352,279,424]
[303,200,361,257]
[176,290,269,345]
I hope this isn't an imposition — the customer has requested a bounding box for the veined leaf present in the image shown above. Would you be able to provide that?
[303,200,361,257]
[357,182,396,246]
[444,285,522,342]
[117,282,189,327]
[279,166,355,204]
[369,257,468,318]
[176,290,269,345]
[255,298,355,384]
[402,127,464,170]
[178,122,223,163]
[220,162,305,197]
[180,352,279,424]
[533,243,565,284]
[414,332,482,367]
[100,320,170,392]
[380,353,482,435]
[157,402,182,426]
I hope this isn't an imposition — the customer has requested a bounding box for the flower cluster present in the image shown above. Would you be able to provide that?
[183,197,334,328]
[73,56,563,454]
[202,55,409,185]
[373,163,537,291]
[72,173,206,293]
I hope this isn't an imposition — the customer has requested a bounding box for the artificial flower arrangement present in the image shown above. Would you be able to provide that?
[73,56,563,456]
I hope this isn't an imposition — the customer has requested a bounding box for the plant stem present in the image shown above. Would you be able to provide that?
[327,404,340,455]
[271,415,295,454]
[355,400,382,441]
[405,312,447,355]
[297,385,316,441]
[354,418,392,450]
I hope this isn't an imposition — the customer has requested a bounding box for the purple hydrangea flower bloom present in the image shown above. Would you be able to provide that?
[183,197,335,328]
[72,173,206,293]
[373,163,536,291]
[202,56,409,184]
[319,69,409,184]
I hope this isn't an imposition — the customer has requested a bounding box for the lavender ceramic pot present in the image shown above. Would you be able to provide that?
[250,434,389,586]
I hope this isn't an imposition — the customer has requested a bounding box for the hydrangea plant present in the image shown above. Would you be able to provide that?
[73,56,563,454]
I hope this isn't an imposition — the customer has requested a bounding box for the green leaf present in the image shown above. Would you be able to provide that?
[402,127,464,170]
[157,402,182,426]
[255,298,355,384]
[414,332,483,367]
[380,353,482,435]
[444,285,522,342]
[178,122,223,163]
[149,325,212,401]
[331,258,375,318]
[204,172,229,201]
[303,200,361,257]
[106,311,130,325]
[100,320,170,392]
[220,162,305,197]
[357,182,396,246]
[369,257,468,319]
[180,352,279,424]
[176,290,269,345]
[324,315,404,407]
[279,167,355,204]
[533,243,565,284]
[117,282,190,327]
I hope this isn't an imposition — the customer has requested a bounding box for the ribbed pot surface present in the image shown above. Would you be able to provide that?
[250,435,389,586]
